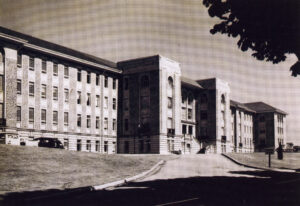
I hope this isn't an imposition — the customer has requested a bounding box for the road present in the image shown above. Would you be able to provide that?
[2,154,300,206]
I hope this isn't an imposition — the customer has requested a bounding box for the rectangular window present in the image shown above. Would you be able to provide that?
[113,78,116,89]
[182,124,187,134]
[42,60,47,73]
[168,97,173,108]
[104,76,108,88]
[41,84,46,98]
[104,141,108,153]
[104,118,108,130]
[29,57,34,70]
[96,75,99,86]
[29,82,34,96]
[53,86,58,100]
[86,140,91,152]
[96,140,100,152]
[87,72,91,84]
[41,109,46,124]
[113,119,116,131]
[64,139,69,150]
[53,111,58,125]
[87,93,91,106]
[17,54,22,67]
[188,109,192,119]
[124,78,128,90]
[64,66,69,78]
[125,119,129,131]
[87,115,91,128]
[17,79,22,94]
[77,139,81,151]
[113,98,116,110]
[53,63,58,76]
[188,125,193,135]
[64,89,69,102]
[104,97,108,108]
[64,112,68,126]
[96,95,100,107]
[17,106,21,122]
[29,108,34,123]
[96,116,100,129]
[77,70,81,81]
[77,91,81,104]
[77,114,81,127]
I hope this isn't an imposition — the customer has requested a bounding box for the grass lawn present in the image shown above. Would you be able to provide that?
[226,152,300,170]
[0,144,176,194]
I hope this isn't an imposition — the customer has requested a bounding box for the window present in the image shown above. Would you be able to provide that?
[77,140,81,151]
[64,139,69,150]
[17,106,21,122]
[181,107,186,119]
[104,141,108,153]
[96,95,100,107]
[124,78,128,90]
[96,75,99,86]
[113,78,116,89]
[124,119,129,131]
[95,140,100,152]
[188,93,193,105]
[64,66,69,78]
[168,97,172,108]
[87,115,91,128]
[42,60,47,73]
[104,97,108,108]
[17,54,22,67]
[188,125,193,135]
[29,108,34,123]
[77,91,81,104]
[182,91,187,104]
[64,89,69,102]
[87,72,91,84]
[53,63,58,76]
[29,82,34,96]
[104,118,108,130]
[113,119,116,131]
[141,75,149,88]
[53,86,58,100]
[77,70,81,81]
[87,93,91,106]
[188,109,192,119]
[104,76,108,88]
[96,116,100,129]
[221,94,226,104]
[41,109,46,124]
[77,114,81,127]
[53,111,58,125]
[29,57,34,70]
[182,124,187,134]
[41,84,46,98]
[64,112,68,126]
[86,140,91,152]
[17,80,22,94]
[113,98,116,110]
[168,76,173,89]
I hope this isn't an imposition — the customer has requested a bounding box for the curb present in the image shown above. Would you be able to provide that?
[222,153,297,173]
[92,160,165,190]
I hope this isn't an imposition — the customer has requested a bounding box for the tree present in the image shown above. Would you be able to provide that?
[203,0,300,76]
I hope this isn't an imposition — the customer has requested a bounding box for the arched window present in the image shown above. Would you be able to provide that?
[188,92,193,105]
[140,75,149,88]
[200,93,208,104]
[221,94,226,104]
[168,76,173,89]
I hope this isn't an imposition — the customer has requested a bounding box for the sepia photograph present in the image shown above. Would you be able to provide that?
[0,0,299,205]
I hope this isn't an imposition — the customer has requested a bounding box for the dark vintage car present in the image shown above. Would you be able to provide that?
[36,137,64,149]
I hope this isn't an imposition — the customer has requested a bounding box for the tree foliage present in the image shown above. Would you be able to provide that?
[203,0,300,76]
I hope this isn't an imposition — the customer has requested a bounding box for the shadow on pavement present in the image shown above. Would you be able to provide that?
[1,170,300,206]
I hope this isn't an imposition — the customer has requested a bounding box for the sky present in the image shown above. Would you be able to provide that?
[0,0,299,144]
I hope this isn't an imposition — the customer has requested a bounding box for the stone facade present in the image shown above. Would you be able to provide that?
[0,27,288,154]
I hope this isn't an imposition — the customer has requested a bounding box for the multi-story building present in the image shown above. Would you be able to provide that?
[0,26,287,154]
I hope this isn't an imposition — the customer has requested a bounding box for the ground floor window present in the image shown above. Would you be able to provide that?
[139,140,144,153]
[221,144,226,153]
[77,139,81,151]
[95,140,100,152]
[104,141,108,153]
[86,140,91,152]
[64,138,69,150]
[146,140,151,153]
[124,141,129,153]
